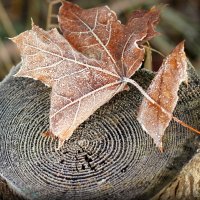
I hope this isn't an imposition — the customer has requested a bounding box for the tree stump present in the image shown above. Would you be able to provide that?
[0,63,199,200]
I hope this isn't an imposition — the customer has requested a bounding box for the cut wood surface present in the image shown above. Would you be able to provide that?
[0,63,200,200]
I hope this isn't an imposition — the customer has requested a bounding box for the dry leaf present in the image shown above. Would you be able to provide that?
[11,2,159,147]
[11,2,200,150]
[58,2,159,77]
[137,42,188,150]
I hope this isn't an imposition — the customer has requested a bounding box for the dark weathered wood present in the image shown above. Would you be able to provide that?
[0,63,200,200]
[0,177,25,200]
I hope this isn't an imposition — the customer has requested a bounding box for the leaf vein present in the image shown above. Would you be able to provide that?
[50,80,122,119]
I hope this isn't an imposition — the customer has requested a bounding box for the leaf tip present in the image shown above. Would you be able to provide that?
[157,142,164,153]
[178,40,185,49]
[172,41,185,55]
[56,139,65,150]
[42,130,56,138]
[31,18,35,27]
[150,6,159,13]
[9,35,18,44]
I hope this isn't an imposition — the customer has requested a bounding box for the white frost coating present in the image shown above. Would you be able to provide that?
[50,80,122,119]
[23,42,119,78]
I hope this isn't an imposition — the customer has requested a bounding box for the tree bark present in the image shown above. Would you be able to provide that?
[0,63,199,200]
[152,152,200,200]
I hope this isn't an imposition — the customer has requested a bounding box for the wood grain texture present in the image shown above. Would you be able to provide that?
[152,152,200,200]
[0,63,199,200]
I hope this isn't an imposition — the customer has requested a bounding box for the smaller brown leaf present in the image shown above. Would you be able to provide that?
[137,41,187,150]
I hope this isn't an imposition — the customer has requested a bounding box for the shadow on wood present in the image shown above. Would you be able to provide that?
[0,63,200,200]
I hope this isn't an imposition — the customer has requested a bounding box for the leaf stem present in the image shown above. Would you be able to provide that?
[123,77,200,135]
[141,45,166,57]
